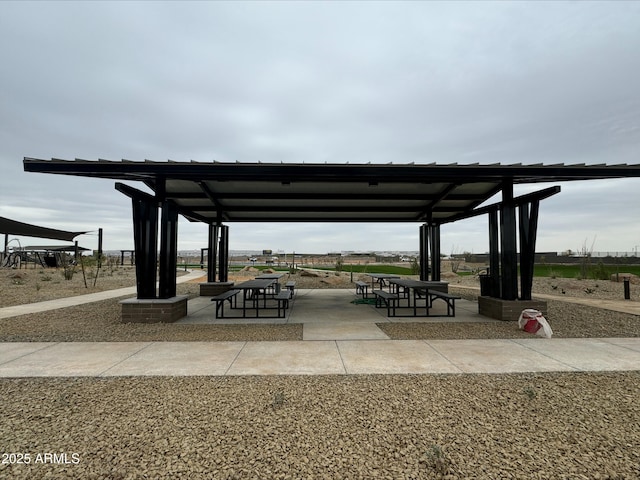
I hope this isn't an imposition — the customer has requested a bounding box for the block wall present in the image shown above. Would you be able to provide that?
[120,296,188,323]
[478,296,548,322]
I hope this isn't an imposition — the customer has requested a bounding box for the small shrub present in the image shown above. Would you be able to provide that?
[62,267,75,280]
[271,390,285,409]
[424,445,450,476]
[524,387,537,400]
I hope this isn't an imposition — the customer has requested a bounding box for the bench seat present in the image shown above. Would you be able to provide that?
[372,289,399,316]
[210,289,240,318]
[285,281,296,296]
[355,280,369,298]
[416,289,461,317]
[275,290,292,318]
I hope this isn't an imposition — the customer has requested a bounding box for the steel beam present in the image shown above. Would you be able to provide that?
[500,180,518,300]
[419,224,429,281]
[158,200,178,299]
[488,210,500,298]
[218,225,229,282]
[519,200,539,300]
[208,224,218,282]
[131,197,158,299]
[429,224,441,281]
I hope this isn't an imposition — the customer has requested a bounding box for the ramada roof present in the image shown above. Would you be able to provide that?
[23,158,640,225]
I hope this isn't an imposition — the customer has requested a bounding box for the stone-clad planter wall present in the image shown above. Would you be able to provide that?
[478,296,547,321]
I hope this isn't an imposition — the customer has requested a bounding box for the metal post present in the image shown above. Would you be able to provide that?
[488,209,500,298]
[132,197,158,299]
[218,225,229,282]
[208,224,218,282]
[419,224,429,281]
[500,180,518,300]
[429,224,441,281]
[159,200,178,299]
[519,200,539,301]
[97,228,103,268]
[624,277,631,300]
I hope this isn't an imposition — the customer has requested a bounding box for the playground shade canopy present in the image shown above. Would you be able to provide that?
[0,216,88,242]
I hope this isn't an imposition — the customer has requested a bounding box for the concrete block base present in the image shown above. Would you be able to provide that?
[478,296,548,322]
[199,282,235,297]
[120,295,189,323]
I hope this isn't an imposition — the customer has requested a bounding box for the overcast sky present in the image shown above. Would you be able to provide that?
[1,1,639,256]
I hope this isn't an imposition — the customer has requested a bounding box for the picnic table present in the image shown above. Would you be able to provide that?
[366,273,400,291]
[385,278,459,317]
[234,278,279,317]
[256,273,285,294]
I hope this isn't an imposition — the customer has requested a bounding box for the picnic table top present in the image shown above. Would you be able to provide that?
[366,273,401,279]
[234,278,276,289]
[255,273,285,280]
[388,278,449,288]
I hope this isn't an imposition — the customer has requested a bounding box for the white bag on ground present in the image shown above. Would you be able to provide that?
[518,309,553,338]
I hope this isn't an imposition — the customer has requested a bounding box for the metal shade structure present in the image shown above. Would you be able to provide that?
[22,159,640,225]
[23,158,640,303]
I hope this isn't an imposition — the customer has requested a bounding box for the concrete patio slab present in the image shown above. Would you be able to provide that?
[337,340,461,374]
[226,341,345,375]
[102,341,245,376]
[0,342,150,377]
[428,339,577,373]
[0,342,54,365]
[303,322,390,340]
[288,289,387,323]
[513,338,640,371]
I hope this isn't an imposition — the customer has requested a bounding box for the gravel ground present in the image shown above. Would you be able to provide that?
[1,373,639,479]
[1,266,639,479]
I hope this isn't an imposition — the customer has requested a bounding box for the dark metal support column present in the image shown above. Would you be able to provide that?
[208,224,219,282]
[488,209,501,298]
[158,200,178,299]
[419,224,429,281]
[131,197,158,299]
[500,180,518,300]
[519,200,539,301]
[429,224,441,281]
[218,225,229,282]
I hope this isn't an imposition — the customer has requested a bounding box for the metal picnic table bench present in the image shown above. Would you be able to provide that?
[371,278,460,317]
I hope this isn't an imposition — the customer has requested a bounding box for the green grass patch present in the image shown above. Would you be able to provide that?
[306,264,414,275]
[535,263,640,279]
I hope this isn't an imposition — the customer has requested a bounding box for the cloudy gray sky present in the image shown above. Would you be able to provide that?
[1,1,639,256]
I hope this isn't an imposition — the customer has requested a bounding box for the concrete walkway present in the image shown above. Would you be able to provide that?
[0,269,207,319]
[1,337,639,377]
[1,273,639,377]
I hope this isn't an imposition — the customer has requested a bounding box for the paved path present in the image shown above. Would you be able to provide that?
[0,270,206,319]
[1,337,639,377]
